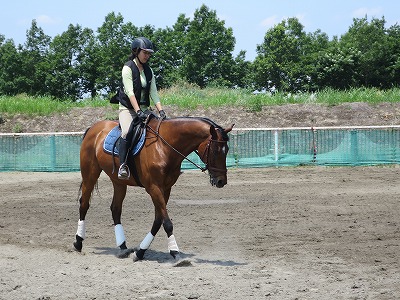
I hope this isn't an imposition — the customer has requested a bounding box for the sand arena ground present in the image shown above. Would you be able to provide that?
[0,166,399,299]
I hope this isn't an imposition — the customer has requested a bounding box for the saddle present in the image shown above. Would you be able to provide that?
[103,125,146,157]
[103,112,160,186]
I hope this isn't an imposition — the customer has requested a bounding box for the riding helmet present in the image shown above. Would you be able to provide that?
[131,37,154,53]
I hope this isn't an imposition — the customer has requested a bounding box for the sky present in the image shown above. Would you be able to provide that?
[1,0,400,61]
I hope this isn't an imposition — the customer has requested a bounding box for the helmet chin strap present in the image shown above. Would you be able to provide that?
[136,49,146,65]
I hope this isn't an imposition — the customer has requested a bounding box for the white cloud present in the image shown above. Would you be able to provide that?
[260,13,309,29]
[352,7,383,18]
[260,15,280,28]
[295,13,307,25]
[217,13,229,22]
[36,14,61,25]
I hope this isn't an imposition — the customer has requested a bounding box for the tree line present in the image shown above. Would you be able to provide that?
[0,4,399,101]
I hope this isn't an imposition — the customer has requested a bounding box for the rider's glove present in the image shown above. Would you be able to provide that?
[159,110,167,120]
[137,110,147,122]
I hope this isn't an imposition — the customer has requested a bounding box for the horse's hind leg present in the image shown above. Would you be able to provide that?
[110,182,134,258]
[73,166,101,252]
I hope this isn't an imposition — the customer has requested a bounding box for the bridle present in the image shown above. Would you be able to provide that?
[197,138,228,174]
[146,124,228,174]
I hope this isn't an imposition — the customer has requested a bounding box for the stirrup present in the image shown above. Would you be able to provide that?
[118,164,130,179]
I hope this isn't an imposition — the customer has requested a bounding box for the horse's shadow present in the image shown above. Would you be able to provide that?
[92,247,247,266]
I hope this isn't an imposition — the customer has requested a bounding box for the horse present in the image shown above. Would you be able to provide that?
[73,115,234,261]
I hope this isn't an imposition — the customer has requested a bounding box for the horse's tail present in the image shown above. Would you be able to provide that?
[76,180,100,203]
[77,126,99,203]
[76,181,83,203]
[82,127,91,140]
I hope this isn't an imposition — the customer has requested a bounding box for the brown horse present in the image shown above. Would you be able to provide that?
[73,115,234,261]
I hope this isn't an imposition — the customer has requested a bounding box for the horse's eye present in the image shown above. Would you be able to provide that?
[222,145,228,154]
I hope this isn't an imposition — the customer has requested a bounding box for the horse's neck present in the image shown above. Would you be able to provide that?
[163,118,209,153]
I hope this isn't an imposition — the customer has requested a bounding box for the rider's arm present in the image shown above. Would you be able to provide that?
[122,65,141,112]
[149,69,163,112]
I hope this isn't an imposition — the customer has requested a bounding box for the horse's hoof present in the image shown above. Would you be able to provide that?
[132,247,146,262]
[73,242,82,252]
[119,241,128,250]
[73,235,83,252]
[132,251,141,262]
[170,250,180,260]
[117,248,134,259]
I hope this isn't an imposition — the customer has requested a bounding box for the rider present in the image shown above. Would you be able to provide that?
[118,37,166,180]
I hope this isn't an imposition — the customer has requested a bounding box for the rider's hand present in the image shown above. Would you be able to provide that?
[159,110,167,119]
[136,110,147,122]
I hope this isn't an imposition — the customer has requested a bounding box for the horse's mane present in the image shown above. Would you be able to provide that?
[175,116,229,141]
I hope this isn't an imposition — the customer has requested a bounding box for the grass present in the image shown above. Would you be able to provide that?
[159,82,250,109]
[1,86,400,116]
[160,84,400,110]
[0,94,110,116]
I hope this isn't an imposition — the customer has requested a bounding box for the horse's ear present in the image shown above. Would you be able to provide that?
[224,124,235,133]
[210,125,218,139]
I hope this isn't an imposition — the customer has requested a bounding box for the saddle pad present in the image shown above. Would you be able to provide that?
[103,125,146,157]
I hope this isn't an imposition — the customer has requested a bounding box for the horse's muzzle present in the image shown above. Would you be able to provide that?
[210,175,227,188]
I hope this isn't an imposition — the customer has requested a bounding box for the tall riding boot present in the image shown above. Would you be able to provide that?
[118,137,130,179]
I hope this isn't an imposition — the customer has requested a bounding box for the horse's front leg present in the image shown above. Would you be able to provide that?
[163,214,180,260]
[133,187,180,261]
[161,188,180,259]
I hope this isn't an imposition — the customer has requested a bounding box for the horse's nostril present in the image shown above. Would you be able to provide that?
[216,179,225,188]
[210,177,226,188]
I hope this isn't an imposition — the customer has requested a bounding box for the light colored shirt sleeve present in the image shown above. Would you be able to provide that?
[149,70,160,105]
[122,65,135,98]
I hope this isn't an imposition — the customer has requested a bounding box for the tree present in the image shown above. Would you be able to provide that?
[150,14,189,89]
[0,36,23,94]
[96,12,139,95]
[78,29,99,98]
[46,24,95,100]
[340,17,393,88]
[387,24,400,86]
[230,50,251,88]
[253,18,309,92]
[300,29,330,91]
[22,20,51,95]
[180,5,236,88]
[314,40,361,89]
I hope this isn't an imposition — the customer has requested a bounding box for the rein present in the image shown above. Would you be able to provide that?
[146,124,208,172]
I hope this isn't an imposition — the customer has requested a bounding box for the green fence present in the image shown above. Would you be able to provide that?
[229,126,400,168]
[1,126,400,172]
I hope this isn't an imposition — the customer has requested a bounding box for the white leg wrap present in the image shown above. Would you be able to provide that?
[167,235,179,252]
[114,224,126,247]
[76,220,86,239]
[139,232,154,250]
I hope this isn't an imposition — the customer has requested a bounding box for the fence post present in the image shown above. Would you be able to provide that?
[350,130,359,165]
[312,128,317,163]
[50,135,57,171]
[274,130,279,162]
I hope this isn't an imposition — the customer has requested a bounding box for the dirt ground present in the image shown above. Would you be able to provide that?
[2,102,400,133]
[0,166,399,299]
